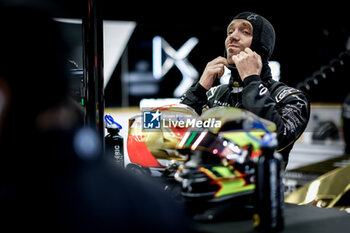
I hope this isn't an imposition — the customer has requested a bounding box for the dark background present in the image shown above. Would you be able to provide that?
[3,0,350,106]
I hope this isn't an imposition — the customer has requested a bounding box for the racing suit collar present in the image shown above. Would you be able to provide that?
[228,63,272,89]
[227,64,242,88]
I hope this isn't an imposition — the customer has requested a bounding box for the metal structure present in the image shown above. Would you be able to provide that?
[82,0,105,146]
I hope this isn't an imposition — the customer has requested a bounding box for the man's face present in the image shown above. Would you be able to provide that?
[225,19,253,64]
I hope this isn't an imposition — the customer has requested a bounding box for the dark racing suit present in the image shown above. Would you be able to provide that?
[180,69,310,164]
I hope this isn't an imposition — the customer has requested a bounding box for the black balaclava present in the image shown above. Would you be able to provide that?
[227,11,276,86]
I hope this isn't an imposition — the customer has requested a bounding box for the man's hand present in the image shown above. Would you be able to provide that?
[232,48,262,81]
[199,56,228,90]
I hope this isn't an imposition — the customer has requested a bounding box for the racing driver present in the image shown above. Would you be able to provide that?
[180,11,310,165]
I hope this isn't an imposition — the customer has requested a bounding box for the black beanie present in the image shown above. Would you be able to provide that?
[232,11,275,63]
